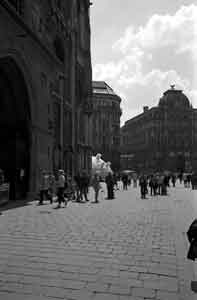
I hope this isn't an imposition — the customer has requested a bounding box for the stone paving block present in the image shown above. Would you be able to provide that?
[0,273,22,283]
[78,273,98,282]
[119,271,139,279]
[139,273,159,281]
[131,287,156,298]
[109,284,131,295]
[0,292,51,300]
[86,282,109,293]
[119,296,144,300]
[148,266,177,277]
[93,293,119,300]
[0,282,24,293]
[65,288,94,300]
[156,290,180,300]
[38,286,69,298]
[129,266,148,273]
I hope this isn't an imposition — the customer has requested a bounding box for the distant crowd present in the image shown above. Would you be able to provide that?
[37,169,196,208]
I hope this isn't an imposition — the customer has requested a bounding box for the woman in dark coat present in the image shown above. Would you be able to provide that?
[105,172,115,199]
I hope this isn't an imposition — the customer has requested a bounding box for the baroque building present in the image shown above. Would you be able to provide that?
[121,86,197,173]
[92,81,122,171]
[0,0,92,199]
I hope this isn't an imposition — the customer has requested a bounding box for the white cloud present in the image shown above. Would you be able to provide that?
[92,4,197,123]
[113,4,197,55]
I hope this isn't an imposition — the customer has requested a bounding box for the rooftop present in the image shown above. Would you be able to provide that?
[92,81,117,95]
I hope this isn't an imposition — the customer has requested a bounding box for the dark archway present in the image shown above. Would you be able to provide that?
[176,154,185,173]
[0,57,31,200]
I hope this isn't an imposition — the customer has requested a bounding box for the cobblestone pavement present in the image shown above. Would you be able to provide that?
[0,183,196,300]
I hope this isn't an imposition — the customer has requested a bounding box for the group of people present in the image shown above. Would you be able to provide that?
[138,173,172,199]
[38,169,119,207]
[38,169,68,208]
[38,168,197,207]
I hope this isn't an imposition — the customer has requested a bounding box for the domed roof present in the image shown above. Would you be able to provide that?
[159,86,190,108]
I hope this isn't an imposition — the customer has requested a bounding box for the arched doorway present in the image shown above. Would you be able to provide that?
[0,57,31,200]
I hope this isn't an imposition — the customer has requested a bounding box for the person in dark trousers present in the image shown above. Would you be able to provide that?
[139,174,147,199]
[171,174,176,187]
[113,173,119,190]
[149,175,154,196]
[74,172,82,202]
[56,169,66,208]
[48,171,56,204]
[105,172,115,199]
[80,171,90,202]
[161,175,168,195]
[91,173,101,203]
[122,174,128,190]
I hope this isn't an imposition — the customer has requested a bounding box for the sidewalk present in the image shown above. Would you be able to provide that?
[0,183,195,299]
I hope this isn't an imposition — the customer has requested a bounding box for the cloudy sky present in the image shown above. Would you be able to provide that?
[90,0,197,125]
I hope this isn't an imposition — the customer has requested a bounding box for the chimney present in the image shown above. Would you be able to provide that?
[143,106,149,113]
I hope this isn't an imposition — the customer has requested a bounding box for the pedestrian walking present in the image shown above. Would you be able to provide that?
[74,172,82,202]
[38,170,49,205]
[149,175,154,196]
[122,174,128,190]
[139,174,147,199]
[133,172,137,188]
[157,174,163,195]
[171,174,176,187]
[80,171,90,202]
[152,175,158,196]
[91,173,101,203]
[48,171,56,204]
[56,169,66,208]
[162,175,168,195]
[113,173,119,190]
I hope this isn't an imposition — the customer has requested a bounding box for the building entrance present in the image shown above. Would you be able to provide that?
[0,57,31,200]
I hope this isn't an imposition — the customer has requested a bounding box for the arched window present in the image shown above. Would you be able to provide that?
[53,37,65,63]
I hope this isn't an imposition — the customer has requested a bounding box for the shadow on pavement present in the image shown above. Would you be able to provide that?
[0,199,34,212]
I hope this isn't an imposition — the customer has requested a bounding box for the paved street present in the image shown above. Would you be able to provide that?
[0,183,196,300]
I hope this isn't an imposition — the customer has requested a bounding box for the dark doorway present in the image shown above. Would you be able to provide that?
[0,57,31,200]
[176,154,185,173]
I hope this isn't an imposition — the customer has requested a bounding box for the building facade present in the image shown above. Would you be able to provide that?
[121,87,197,173]
[92,81,122,171]
[0,0,92,199]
